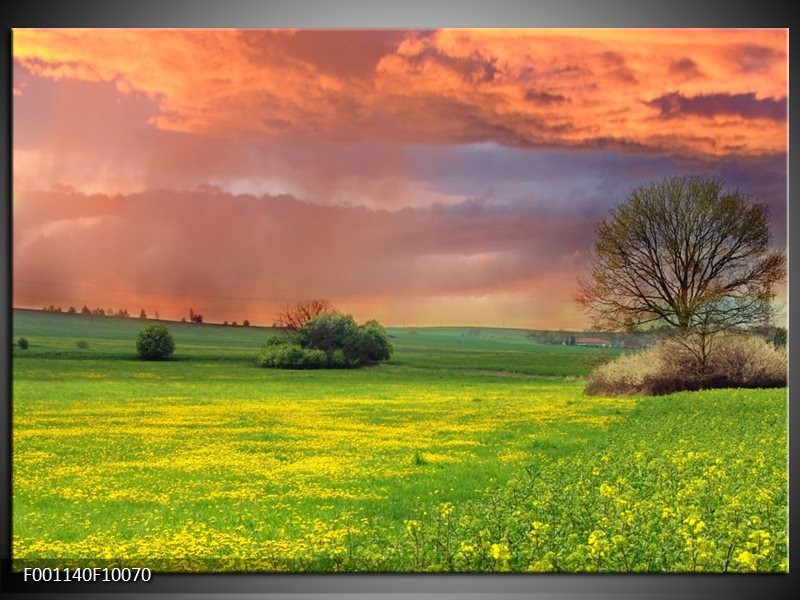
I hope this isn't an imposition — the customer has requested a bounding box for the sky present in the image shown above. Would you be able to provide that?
[12,29,788,329]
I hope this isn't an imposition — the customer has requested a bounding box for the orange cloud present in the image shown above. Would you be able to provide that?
[13,28,787,158]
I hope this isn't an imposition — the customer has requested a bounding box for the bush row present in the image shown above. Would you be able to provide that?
[585,333,787,396]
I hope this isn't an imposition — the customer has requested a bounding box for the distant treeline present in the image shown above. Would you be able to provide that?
[38,305,251,327]
[527,330,654,349]
[527,325,786,349]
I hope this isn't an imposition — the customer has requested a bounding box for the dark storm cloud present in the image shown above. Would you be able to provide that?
[735,44,783,73]
[524,89,567,105]
[669,57,702,78]
[406,45,500,83]
[647,91,786,121]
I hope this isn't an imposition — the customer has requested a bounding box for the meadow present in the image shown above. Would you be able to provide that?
[11,309,787,572]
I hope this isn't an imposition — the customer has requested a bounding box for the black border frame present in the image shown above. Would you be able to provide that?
[1,1,794,598]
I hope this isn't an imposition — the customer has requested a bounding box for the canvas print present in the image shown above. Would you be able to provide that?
[12,29,787,573]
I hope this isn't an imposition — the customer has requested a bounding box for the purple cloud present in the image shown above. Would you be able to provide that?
[647,91,786,121]
[669,57,702,78]
[525,89,567,105]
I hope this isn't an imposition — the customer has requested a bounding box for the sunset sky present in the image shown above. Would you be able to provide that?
[12,29,788,328]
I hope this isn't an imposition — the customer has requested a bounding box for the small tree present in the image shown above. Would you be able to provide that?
[577,175,785,386]
[275,299,333,332]
[81,305,91,315]
[136,324,175,360]
[17,337,29,350]
[139,309,147,319]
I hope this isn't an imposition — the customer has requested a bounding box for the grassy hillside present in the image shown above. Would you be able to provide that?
[12,309,275,361]
[12,309,620,376]
[10,308,787,572]
[390,327,619,376]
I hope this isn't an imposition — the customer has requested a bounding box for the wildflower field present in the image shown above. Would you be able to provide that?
[11,309,787,572]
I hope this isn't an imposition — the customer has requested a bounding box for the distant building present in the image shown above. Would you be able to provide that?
[575,336,611,348]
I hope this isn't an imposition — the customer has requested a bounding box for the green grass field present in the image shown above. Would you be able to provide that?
[11,309,787,572]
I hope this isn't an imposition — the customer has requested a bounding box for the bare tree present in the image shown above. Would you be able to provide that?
[577,175,785,383]
[275,299,334,332]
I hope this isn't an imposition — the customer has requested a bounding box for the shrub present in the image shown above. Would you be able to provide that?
[265,334,291,347]
[76,340,90,350]
[584,345,664,396]
[17,337,29,350]
[296,313,359,353]
[257,343,299,368]
[298,348,328,368]
[585,333,786,396]
[135,324,175,360]
[704,334,787,389]
[328,348,355,368]
[256,343,327,369]
[344,320,393,365]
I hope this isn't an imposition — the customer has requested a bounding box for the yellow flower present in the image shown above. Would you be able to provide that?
[438,502,454,519]
[735,550,758,571]
[489,542,511,565]
[404,520,421,535]
[694,520,706,534]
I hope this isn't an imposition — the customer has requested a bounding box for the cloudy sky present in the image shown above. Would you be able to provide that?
[12,29,787,328]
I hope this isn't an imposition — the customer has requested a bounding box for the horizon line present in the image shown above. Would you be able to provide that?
[11,306,610,334]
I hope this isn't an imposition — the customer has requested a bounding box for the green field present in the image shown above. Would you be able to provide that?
[11,309,787,572]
